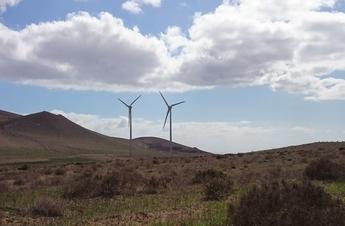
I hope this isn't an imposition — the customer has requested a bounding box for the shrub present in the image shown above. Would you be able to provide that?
[13,178,25,186]
[144,176,172,194]
[29,197,63,217]
[18,164,29,171]
[54,168,65,176]
[43,168,53,175]
[144,176,160,194]
[193,169,226,184]
[204,178,232,201]
[63,171,144,199]
[97,172,120,197]
[229,181,345,226]
[0,182,9,192]
[63,177,95,199]
[305,158,344,181]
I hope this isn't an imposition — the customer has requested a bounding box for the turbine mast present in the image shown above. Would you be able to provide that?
[129,106,132,156]
[118,95,141,157]
[170,108,172,153]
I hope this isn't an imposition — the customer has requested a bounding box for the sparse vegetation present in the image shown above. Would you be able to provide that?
[28,197,63,217]
[1,142,345,225]
[305,158,345,181]
[54,168,65,175]
[229,181,345,226]
[193,169,226,184]
[63,170,144,199]
[63,176,94,199]
[17,164,29,171]
[204,177,232,201]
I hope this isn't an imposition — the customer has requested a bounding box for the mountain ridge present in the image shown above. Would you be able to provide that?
[0,110,208,161]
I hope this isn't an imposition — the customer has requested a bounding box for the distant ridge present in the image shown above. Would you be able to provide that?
[0,110,208,161]
[0,110,21,123]
[134,137,209,155]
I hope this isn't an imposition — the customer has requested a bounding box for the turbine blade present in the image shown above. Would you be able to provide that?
[163,109,170,128]
[118,98,130,108]
[130,95,141,106]
[159,91,169,107]
[172,101,185,107]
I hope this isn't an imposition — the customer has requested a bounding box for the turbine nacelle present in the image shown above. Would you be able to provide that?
[118,95,141,126]
[118,95,141,109]
[159,91,185,129]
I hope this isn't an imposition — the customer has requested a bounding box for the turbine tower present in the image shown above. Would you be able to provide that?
[159,91,185,153]
[118,95,141,156]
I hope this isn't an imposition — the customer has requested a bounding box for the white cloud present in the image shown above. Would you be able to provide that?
[122,0,161,14]
[51,110,343,154]
[1,1,345,100]
[170,0,345,100]
[0,0,21,12]
[0,12,185,92]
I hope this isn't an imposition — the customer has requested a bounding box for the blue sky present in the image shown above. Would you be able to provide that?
[1,0,345,153]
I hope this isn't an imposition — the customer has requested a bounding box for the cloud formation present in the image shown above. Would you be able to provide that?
[0,0,21,12]
[51,110,343,153]
[122,0,161,14]
[1,1,345,99]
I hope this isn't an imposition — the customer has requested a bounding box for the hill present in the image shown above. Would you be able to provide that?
[0,110,21,123]
[134,137,208,155]
[0,110,207,163]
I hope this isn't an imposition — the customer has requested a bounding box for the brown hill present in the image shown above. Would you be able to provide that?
[0,110,207,161]
[134,137,209,155]
[0,111,130,157]
[0,110,21,123]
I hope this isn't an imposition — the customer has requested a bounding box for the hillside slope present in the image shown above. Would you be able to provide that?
[0,110,207,161]
[134,137,209,155]
[0,110,21,123]
[0,111,129,157]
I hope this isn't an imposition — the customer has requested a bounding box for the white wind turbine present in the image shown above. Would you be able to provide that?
[159,91,185,153]
[118,95,141,156]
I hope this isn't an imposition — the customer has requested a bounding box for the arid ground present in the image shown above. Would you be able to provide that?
[1,141,345,225]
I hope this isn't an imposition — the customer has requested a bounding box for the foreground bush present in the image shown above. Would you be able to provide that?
[29,197,63,217]
[63,177,94,199]
[193,169,226,184]
[229,181,345,226]
[144,176,172,194]
[305,158,344,181]
[63,170,144,199]
[204,178,233,201]
[0,182,9,192]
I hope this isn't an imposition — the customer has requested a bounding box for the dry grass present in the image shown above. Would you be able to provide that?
[1,142,345,225]
[28,197,63,217]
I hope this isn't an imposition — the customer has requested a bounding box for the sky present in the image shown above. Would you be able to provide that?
[1,0,345,154]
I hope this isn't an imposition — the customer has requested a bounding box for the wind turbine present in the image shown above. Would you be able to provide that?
[159,91,185,153]
[118,95,141,156]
